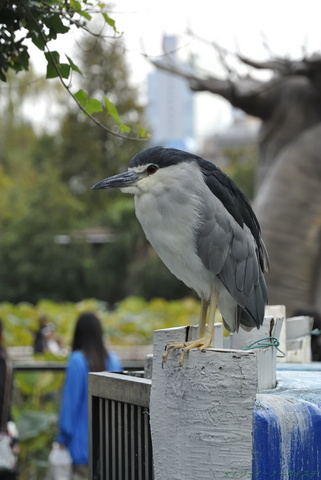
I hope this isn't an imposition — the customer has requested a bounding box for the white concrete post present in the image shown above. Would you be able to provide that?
[284,315,313,363]
[149,312,284,480]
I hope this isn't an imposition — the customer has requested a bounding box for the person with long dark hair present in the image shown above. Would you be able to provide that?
[57,312,122,480]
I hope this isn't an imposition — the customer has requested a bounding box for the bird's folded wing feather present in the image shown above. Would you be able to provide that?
[197,162,268,326]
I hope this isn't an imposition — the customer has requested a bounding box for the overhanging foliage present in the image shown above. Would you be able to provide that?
[0,1,149,139]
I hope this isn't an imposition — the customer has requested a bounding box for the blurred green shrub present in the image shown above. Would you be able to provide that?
[0,296,202,348]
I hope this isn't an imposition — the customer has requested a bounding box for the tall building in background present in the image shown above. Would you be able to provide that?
[147,35,195,150]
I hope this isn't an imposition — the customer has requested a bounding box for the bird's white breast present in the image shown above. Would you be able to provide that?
[133,163,216,298]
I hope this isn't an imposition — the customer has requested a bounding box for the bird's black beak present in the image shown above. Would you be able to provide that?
[91,170,140,190]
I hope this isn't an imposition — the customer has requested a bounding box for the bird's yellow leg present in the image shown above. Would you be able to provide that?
[179,291,218,365]
[199,292,217,351]
[162,295,219,365]
[162,297,209,363]
[197,298,209,338]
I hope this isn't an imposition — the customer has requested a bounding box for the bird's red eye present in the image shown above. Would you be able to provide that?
[146,165,158,175]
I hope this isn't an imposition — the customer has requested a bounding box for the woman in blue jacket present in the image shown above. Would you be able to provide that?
[57,312,122,480]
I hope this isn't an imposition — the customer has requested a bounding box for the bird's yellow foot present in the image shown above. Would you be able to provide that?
[162,332,214,366]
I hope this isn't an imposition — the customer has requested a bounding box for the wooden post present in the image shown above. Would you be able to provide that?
[149,311,284,480]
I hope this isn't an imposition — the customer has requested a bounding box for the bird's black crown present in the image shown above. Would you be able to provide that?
[129,146,202,169]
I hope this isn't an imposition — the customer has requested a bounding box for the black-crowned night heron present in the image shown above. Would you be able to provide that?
[92,146,269,365]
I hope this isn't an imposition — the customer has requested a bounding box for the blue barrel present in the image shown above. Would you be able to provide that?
[252,366,321,480]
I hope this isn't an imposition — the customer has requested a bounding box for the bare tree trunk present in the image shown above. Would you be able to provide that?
[254,124,321,314]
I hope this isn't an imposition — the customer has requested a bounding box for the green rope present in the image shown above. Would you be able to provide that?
[308,328,321,336]
[292,328,321,339]
[243,336,285,358]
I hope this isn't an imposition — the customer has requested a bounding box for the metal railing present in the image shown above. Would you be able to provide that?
[12,360,145,372]
[88,372,154,480]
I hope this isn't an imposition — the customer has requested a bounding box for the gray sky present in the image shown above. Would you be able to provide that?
[110,0,321,138]
[27,0,321,138]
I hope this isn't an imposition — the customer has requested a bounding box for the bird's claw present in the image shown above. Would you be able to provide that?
[162,343,185,364]
[162,335,213,366]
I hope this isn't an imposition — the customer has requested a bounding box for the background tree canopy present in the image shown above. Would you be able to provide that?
[0,29,195,304]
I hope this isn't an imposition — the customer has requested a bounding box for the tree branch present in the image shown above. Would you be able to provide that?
[27,4,147,141]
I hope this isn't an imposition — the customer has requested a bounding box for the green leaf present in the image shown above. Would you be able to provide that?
[138,124,150,138]
[59,63,71,79]
[44,51,60,78]
[66,55,83,75]
[10,49,30,73]
[44,52,70,79]
[104,97,132,133]
[101,12,116,31]
[74,89,88,108]
[43,14,69,36]
[119,124,131,133]
[74,91,102,116]
[30,31,46,51]
[86,99,103,115]
[70,0,81,9]
[78,10,92,21]
[104,96,122,125]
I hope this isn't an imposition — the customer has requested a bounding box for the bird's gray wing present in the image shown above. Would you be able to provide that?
[196,160,268,329]
[197,209,233,274]
[218,229,267,328]
[198,158,270,274]
[198,215,267,329]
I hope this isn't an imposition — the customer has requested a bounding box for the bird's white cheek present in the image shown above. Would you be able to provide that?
[133,176,151,192]
[120,186,140,195]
